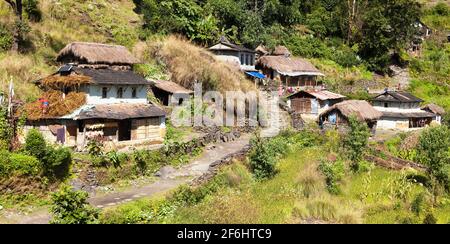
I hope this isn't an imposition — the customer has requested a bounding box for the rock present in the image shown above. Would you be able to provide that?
[155,166,176,179]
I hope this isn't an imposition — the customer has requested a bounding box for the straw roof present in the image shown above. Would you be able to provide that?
[152,80,193,94]
[40,73,92,89]
[22,91,87,120]
[255,45,269,55]
[272,46,291,56]
[209,36,255,53]
[320,100,382,122]
[421,103,446,115]
[57,42,139,65]
[257,56,324,76]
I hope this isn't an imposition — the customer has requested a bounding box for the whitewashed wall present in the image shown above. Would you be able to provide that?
[86,84,148,105]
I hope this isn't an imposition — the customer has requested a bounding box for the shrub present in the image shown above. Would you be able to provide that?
[318,159,345,195]
[106,150,127,169]
[411,192,429,216]
[344,116,370,171]
[50,185,99,224]
[0,150,12,177]
[416,125,450,188]
[25,129,47,161]
[42,146,72,178]
[24,0,42,22]
[9,153,40,176]
[0,25,13,52]
[0,108,13,150]
[423,213,437,224]
[249,135,278,180]
[86,139,103,157]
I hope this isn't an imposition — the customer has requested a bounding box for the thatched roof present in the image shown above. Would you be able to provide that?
[57,42,139,65]
[257,56,324,76]
[151,80,193,94]
[209,36,255,53]
[272,46,291,56]
[320,100,382,122]
[22,91,87,120]
[255,45,269,55]
[421,103,446,115]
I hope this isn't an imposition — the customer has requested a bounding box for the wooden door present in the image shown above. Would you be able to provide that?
[291,98,311,113]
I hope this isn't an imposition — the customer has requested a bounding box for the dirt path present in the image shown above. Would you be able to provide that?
[1,134,251,224]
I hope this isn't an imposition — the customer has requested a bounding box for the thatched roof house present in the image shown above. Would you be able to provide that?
[421,103,445,115]
[272,46,291,57]
[208,36,256,71]
[257,56,324,77]
[150,80,193,106]
[319,100,382,131]
[57,42,139,66]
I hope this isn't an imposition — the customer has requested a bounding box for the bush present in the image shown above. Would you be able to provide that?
[42,146,72,178]
[416,125,450,188]
[318,159,345,194]
[25,129,47,161]
[0,108,12,150]
[249,135,278,180]
[9,153,40,176]
[0,150,12,177]
[0,25,13,52]
[50,185,99,224]
[86,139,103,157]
[24,0,42,22]
[423,213,437,224]
[344,116,370,171]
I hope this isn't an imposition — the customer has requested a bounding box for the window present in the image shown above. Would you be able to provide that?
[250,55,254,66]
[102,87,108,99]
[132,87,137,98]
[246,54,250,65]
[117,87,123,98]
[384,103,389,108]
[240,54,245,65]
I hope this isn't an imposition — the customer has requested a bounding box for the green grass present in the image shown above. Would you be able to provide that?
[101,136,450,224]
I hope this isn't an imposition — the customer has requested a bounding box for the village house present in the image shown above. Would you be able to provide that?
[209,36,256,72]
[371,90,442,130]
[286,90,346,121]
[319,100,382,133]
[22,42,166,150]
[410,21,433,56]
[256,46,325,92]
[150,80,194,106]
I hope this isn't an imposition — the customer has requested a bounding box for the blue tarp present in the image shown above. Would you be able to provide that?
[245,71,266,79]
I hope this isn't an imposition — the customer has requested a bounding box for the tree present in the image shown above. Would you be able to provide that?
[344,115,370,171]
[359,0,421,72]
[50,185,99,224]
[416,125,450,188]
[3,0,24,52]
